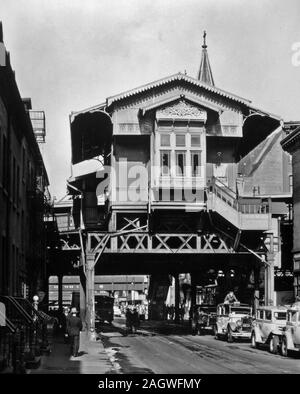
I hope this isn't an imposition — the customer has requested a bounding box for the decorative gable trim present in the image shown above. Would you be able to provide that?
[156,99,207,122]
[107,73,251,107]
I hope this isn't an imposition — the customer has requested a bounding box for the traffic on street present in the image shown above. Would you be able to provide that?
[96,316,300,374]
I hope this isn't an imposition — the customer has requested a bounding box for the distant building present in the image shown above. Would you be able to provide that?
[0,23,50,298]
[48,275,148,309]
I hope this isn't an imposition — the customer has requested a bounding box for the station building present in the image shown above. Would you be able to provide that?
[62,33,293,327]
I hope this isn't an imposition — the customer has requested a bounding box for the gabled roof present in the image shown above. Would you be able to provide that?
[70,101,107,123]
[70,74,281,125]
[238,126,282,176]
[106,72,252,107]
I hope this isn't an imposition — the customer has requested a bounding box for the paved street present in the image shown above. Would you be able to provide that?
[98,318,300,374]
[26,318,300,374]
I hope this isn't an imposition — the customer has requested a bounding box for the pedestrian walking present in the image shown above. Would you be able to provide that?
[62,306,70,343]
[67,307,82,357]
[179,304,185,321]
[131,307,140,334]
[125,307,132,335]
[169,304,175,320]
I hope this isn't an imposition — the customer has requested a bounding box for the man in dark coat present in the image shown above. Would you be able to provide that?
[67,307,83,357]
[131,307,140,333]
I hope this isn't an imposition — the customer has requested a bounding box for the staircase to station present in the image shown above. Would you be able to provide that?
[207,177,271,231]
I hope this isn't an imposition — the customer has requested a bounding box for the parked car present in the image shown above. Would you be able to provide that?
[214,302,253,342]
[191,304,217,335]
[281,306,300,357]
[251,306,287,354]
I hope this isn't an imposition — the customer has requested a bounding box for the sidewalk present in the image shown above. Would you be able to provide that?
[29,331,117,374]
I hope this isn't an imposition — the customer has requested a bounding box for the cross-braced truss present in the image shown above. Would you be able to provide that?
[59,234,81,251]
[86,231,248,255]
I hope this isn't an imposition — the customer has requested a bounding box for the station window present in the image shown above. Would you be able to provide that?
[175,134,186,147]
[191,135,201,147]
[160,134,170,147]
[175,152,186,176]
[191,151,201,176]
[160,151,170,176]
[158,129,203,179]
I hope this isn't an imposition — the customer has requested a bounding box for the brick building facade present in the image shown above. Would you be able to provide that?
[0,23,50,298]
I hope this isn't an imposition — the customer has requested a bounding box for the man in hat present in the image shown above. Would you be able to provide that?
[224,290,238,304]
[67,307,83,357]
[62,306,70,343]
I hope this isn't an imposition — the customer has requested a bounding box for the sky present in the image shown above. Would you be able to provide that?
[1,0,300,199]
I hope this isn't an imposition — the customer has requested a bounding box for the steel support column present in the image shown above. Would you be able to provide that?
[190,273,197,320]
[79,265,86,329]
[58,273,63,315]
[265,253,275,306]
[253,263,261,313]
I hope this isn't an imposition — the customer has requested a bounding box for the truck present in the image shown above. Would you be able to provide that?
[95,294,114,324]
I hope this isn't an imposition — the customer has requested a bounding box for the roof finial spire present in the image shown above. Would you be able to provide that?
[202,30,207,48]
[197,30,214,86]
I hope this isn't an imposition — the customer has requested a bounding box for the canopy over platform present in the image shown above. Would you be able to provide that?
[70,110,112,165]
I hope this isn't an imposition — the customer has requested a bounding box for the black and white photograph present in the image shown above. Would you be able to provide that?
[1,0,300,385]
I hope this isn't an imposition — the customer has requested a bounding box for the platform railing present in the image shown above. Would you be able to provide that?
[210,177,269,214]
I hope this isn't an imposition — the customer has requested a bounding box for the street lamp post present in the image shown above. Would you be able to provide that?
[32,295,40,356]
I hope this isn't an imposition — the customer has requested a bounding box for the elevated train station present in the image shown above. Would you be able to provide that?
[57,33,293,335]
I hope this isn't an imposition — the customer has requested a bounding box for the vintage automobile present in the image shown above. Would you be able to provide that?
[191,304,217,335]
[251,306,287,354]
[280,306,300,357]
[214,302,253,342]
